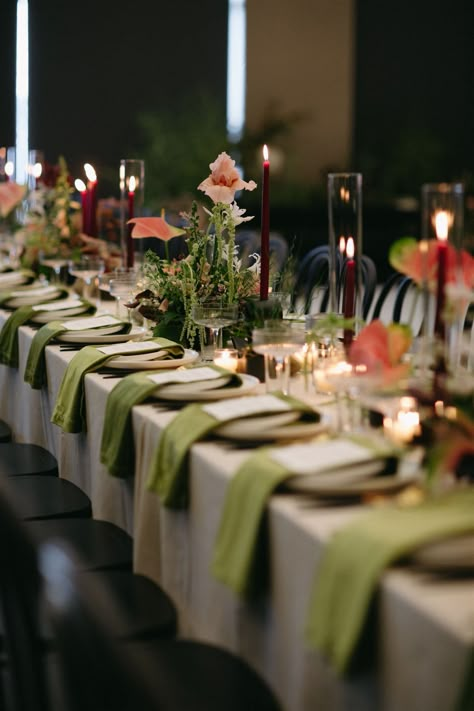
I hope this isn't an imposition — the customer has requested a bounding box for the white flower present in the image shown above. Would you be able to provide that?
[228,201,254,226]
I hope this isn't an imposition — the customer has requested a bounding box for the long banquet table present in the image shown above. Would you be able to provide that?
[1,311,473,711]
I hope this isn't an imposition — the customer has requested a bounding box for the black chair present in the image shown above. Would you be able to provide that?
[40,541,282,711]
[0,420,12,443]
[0,490,177,711]
[6,475,92,521]
[0,443,58,477]
[369,272,405,322]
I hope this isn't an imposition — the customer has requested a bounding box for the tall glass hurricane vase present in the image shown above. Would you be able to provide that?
[327,173,363,348]
[120,159,145,269]
[421,182,464,377]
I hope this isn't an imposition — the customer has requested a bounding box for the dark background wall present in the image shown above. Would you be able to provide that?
[0,0,228,193]
[1,0,473,275]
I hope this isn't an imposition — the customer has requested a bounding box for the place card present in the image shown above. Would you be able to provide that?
[270,439,375,475]
[32,298,80,312]
[61,315,121,331]
[203,394,292,422]
[96,340,159,355]
[147,366,225,386]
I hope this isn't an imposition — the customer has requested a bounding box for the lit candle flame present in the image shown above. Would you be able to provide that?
[128,176,136,193]
[32,162,42,179]
[84,162,97,182]
[75,178,86,192]
[339,236,346,254]
[346,236,355,259]
[263,144,269,162]
[434,210,450,241]
[5,161,14,177]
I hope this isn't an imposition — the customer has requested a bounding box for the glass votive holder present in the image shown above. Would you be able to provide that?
[383,396,421,444]
[213,348,239,373]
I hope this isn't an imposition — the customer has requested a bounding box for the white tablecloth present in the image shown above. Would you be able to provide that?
[1,313,473,711]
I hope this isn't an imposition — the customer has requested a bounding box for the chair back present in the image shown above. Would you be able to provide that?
[0,486,50,711]
[39,541,162,711]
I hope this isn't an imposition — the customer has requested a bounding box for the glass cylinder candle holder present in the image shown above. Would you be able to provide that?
[327,173,363,348]
[27,149,45,190]
[421,182,464,377]
[120,159,145,269]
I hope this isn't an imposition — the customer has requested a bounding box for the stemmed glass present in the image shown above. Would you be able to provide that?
[191,301,239,361]
[68,256,105,305]
[40,253,68,284]
[252,322,306,395]
[108,268,140,320]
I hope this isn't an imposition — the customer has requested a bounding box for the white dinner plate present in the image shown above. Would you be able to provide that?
[286,464,417,498]
[32,305,93,323]
[6,288,63,308]
[155,373,260,401]
[106,349,200,370]
[0,271,32,288]
[411,535,474,573]
[158,376,233,395]
[57,326,142,344]
[213,410,328,442]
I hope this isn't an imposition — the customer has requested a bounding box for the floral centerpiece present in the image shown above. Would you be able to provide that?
[0,181,27,263]
[129,152,260,347]
[15,156,82,269]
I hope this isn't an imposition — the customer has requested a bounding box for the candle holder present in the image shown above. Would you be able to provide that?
[27,149,44,191]
[120,159,145,268]
[327,173,363,347]
[421,182,464,381]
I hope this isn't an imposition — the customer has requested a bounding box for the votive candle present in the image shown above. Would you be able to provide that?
[213,348,239,373]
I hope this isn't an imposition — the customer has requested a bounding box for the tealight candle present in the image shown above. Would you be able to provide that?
[213,349,239,373]
[384,396,420,444]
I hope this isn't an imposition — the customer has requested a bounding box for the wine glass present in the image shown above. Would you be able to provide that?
[252,322,306,395]
[40,253,68,284]
[68,256,105,305]
[191,301,239,361]
[108,268,140,320]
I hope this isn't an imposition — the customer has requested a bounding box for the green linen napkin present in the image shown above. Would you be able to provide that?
[212,436,394,598]
[51,337,184,434]
[212,448,290,597]
[24,316,129,389]
[306,487,474,675]
[101,366,235,478]
[147,393,316,510]
[0,289,70,368]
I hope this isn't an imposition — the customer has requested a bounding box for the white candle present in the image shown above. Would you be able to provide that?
[213,348,238,373]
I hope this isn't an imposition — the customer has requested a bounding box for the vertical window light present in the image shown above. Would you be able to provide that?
[15,0,29,185]
[227,0,246,142]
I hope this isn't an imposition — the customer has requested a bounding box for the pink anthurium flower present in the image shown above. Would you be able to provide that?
[389,237,474,290]
[349,319,412,385]
[127,211,186,241]
[0,181,26,217]
[198,152,257,204]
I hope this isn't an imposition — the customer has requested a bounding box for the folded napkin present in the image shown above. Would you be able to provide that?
[24,313,128,389]
[211,436,385,597]
[51,338,184,433]
[101,365,234,478]
[0,289,72,367]
[306,487,474,675]
[147,393,316,510]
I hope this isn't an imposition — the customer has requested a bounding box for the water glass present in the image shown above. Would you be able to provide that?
[252,323,306,395]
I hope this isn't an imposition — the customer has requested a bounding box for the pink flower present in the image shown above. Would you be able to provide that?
[349,320,412,385]
[198,152,257,204]
[389,237,474,291]
[0,181,26,218]
[127,213,186,241]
